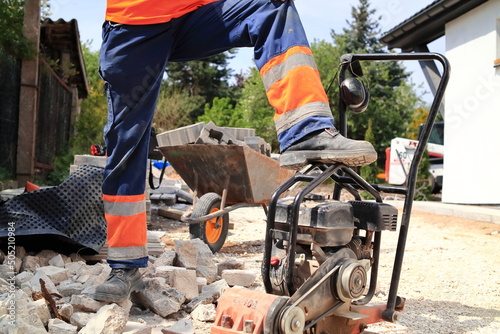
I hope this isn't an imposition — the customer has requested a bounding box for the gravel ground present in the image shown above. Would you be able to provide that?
[153,193,500,334]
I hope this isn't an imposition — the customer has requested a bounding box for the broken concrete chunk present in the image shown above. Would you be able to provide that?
[70,294,106,313]
[190,303,216,322]
[132,278,186,318]
[79,303,128,334]
[153,265,182,283]
[186,279,228,312]
[196,277,207,294]
[58,281,85,297]
[15,271,34,287]
[172,269,198,301]
[30,270,59,295]
[69,312,93,330]
[48,318,78,334]
[3,289,48,333]
[36,250,60,267]
[123,321,152,334]
[28,298,51,326]
[174,239,217,283]
[58,303,74,322]
[21,255,40,273]
[161,317,194,334]
[64,261,86,277]
[153,249,177,268]
[37,266,69,284]
[48,254,66,268]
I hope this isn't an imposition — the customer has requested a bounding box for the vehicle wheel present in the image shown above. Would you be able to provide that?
[189,192,229,253]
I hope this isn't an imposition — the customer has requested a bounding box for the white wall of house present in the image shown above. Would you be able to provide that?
[442,0,500,204]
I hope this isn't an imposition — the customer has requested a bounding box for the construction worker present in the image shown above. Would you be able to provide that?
[92,0,377,303]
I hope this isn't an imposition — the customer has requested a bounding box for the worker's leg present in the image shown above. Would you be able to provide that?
[169,0,376,168]
[93,21,176,302]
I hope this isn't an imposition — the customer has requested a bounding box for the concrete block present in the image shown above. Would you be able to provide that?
[73,155,107,167]
[195,122,245,146]
[216,259,245,276]
[221,269,256,287]
[244,136,268,155]
[222,127,255,141]
[157,122,205,147]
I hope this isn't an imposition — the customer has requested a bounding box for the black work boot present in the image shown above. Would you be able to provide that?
[280,128,377,169]
[91,268,145,303]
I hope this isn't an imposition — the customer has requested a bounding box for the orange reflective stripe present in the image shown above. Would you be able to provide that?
[103,193,146,203]
[260,46,313,77]
[106,212,147,248]
[267,66,328,116]
[106,0,217,25]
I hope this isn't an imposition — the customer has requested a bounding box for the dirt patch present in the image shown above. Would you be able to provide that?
[151,198,500,333]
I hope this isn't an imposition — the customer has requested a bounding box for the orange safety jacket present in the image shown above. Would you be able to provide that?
[106,0,218,25]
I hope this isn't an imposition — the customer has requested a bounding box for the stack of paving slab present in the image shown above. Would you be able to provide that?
[156,121,272,156]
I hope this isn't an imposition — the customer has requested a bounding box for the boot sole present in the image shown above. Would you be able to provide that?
[91,278,146,303]
[280,149,377,170]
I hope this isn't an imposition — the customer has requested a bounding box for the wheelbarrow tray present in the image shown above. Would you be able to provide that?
[158,145,295,204]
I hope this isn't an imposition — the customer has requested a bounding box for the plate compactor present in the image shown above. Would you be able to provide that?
[210,53,449,334]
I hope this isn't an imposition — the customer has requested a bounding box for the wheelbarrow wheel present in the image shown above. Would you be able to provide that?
[189,192,229,253]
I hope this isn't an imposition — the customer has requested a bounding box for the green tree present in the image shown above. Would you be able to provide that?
[234,68,278,150]
[47,43,108,185]
[154,86,202,132]
[0,0,34,58]
[72,43,107,153]
[360,118,379,183]
[164,52,240,122]
[198,97,247,128]
[312,0,421,165]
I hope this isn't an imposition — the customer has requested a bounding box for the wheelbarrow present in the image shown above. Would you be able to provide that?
[157,144,295,252]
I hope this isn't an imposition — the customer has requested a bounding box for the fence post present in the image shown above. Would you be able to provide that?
[16,0,41,184]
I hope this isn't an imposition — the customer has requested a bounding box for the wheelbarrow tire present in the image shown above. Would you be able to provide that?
[189,192,229,253]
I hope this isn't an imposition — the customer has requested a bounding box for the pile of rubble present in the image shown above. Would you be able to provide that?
[0,238,260,333]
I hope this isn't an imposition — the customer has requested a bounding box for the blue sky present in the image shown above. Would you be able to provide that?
[49,0,445,102]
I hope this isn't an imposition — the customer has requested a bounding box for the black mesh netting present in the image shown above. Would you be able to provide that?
[0,165,106,255]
